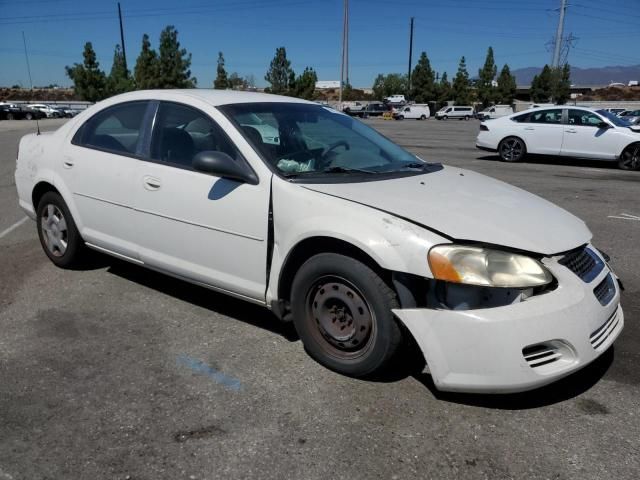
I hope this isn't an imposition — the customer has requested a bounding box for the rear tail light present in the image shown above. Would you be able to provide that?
[479,124,489,131]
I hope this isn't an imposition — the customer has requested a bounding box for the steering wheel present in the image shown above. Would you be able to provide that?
[322,140,350,158]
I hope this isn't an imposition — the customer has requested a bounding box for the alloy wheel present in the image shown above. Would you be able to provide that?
[500,138,523,162]
[40,204,68,257]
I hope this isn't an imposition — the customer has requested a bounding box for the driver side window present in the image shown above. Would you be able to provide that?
[150,102,242,169]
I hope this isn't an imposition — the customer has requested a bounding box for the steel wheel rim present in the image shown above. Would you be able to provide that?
[41,204,68,257]
[621,146,640,170]
[501,139,522,161]
[305,276,376,360]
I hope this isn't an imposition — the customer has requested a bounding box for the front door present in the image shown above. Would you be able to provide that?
[561,109,617,160]
[132,101,270,301]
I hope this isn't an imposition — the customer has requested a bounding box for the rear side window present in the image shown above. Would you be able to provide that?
[74,101,148,155]
[529,109,563,124]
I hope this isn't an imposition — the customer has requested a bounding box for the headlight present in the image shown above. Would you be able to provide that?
[428,244,552,288]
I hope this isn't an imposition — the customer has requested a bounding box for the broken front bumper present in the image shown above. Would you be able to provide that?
[394,261,623,393]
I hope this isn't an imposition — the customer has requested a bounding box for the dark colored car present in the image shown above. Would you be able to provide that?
[0,105,46,120]
[359,103,390,118]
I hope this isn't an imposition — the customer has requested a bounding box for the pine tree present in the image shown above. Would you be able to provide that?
[134,34,159,89]
[452,56,472,105]
[496,64,517,104]
[157,26,196,88]
[214,52,229,89]
[477,47,497,108]
[65,42,107,102]
[530,64,553,102]
[228,72,248,90]
[437,72,451,105]
[291,67,318,99]
[371,73,408,100]
[265,47,293,94]
[551,63,571,104]
[106,44,134,96]
[411,52,436,103]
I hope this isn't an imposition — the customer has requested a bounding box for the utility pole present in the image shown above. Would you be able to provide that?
[117,2,128,74]
[407,17,414,95]
[551,0,567,68]
[339,0,349,106]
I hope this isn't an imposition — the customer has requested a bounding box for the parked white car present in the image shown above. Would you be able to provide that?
[28,103,63,118]
[435,106,474,120]
[394,104,430,120]
[15,90,623,393]
[477,105,514,120]
[384,94,406,104]
[476,106,640,170]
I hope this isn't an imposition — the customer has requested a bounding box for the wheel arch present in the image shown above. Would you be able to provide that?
[32,181,61,211]
[619,141,640,158]
[277,236,392,304]
[499,134,529,153]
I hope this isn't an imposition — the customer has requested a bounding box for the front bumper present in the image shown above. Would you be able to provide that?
[394,257,623,393]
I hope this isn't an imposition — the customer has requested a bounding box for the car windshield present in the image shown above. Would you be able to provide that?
[220,102,439,178]
[597,109,631,127]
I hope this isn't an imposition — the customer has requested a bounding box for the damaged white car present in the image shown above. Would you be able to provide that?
[15,90,623,393]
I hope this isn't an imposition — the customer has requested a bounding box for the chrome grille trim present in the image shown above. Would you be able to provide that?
[590,309,620,350]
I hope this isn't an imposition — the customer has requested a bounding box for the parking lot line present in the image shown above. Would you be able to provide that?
[0,216,28,239]
[608,213,640,221]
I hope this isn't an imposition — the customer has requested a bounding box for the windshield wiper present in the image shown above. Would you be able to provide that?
[402,162,429,170]
[322,166,376,174]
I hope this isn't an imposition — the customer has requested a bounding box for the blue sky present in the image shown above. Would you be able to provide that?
[0,0,638,88]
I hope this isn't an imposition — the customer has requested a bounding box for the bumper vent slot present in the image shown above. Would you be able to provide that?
[593,273,616,306]
[559,247,604,283]
[522,344,562,369]
[590,309,620,351]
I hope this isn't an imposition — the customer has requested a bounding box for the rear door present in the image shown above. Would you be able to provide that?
[62,101,151,259]
[518,108,564,155]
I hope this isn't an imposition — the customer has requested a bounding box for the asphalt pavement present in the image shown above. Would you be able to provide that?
[0,117,638,480]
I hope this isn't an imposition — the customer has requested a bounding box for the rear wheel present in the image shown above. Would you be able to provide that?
[7,113,14,120]
[420,114,427,120]
[25,112,33,120]
[498,136,526,162]
[618,143,640,171]
[36,192,85,268]
[290,253,402,377]
[464,115,470,120]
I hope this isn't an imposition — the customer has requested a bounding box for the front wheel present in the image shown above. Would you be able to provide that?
[464,115,470,120]
[36,192,86,268]
[6,113,14,120]
[442,115,448,120]
[499,136,526,162]
[290,253,402,377]
[25,112,33,120]
[618,143,640,170]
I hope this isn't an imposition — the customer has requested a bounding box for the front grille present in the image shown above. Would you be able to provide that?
[522,344,562,369]
[593,274,616,306]
[590,309,620,351]
[559,247,604,282]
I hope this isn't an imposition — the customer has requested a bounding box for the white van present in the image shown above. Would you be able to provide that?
[394,104,430,120]
[435,106,474,120]
[385,94,406,104]
[477,105,513,120]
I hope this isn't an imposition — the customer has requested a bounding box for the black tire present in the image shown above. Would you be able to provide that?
[498,136,526,162]
[7,113,14,120]
[618,143,640,171]
[420,115,426,120]
[442,115,448,120]
[25,112,33,120]
[398,115,404,120]
[36,191,85,268]
[290,253,402,377]
[464,115,470,120]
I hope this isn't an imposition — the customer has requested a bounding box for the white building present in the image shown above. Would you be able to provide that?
[315,80,341,90]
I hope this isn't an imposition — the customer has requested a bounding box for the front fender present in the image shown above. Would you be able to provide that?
[267,178,448,303]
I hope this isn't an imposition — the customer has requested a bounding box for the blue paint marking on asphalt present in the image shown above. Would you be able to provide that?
[177,355,242,391]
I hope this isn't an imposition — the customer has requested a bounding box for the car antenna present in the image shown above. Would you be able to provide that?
[22,31,40,135]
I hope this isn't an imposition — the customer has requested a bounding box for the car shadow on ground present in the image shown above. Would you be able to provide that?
[103,256,299,342]
[476,154,621,171]
[413,347,615,410]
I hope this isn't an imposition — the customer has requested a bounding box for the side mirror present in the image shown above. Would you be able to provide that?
[597,121,611,129]
[192,151,258,185]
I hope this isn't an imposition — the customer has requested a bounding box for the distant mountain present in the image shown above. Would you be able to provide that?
[512,65,640,86]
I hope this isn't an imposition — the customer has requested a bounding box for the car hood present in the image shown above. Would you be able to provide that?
[302,166,591,255]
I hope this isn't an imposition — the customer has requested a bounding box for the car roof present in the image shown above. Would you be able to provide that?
[102,89,314,107]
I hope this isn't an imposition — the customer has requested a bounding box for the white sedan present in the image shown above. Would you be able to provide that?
[15,90,623,393]
[476,106,640,170]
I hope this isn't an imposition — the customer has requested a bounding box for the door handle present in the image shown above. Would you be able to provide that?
[524,127,535,130]
[143,175,161,190]
[565,129,577,133]
[63,158,74,168]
